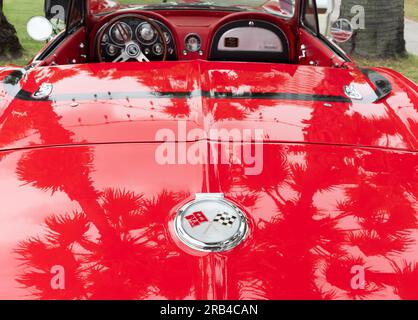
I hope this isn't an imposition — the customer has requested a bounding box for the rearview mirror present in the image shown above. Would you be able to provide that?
[27,16,53,41]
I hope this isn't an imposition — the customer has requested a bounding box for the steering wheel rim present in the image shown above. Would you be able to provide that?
[96,14,168,63]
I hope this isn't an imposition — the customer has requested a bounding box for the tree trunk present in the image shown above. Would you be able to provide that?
[339,0,406,58]
[0,0,23,59]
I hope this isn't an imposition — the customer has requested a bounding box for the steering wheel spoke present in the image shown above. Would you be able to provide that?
[114,51,130,62]
[112,41,150,63]
[136,52,150,62]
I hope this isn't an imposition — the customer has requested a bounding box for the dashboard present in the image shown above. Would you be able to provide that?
[97,15,178,62]
[93,11,292,64]
[210,19,289,63]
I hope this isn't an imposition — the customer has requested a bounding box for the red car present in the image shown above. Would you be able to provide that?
[0,0,417,300]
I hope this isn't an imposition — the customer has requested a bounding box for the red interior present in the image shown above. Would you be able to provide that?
[38,7,347,67]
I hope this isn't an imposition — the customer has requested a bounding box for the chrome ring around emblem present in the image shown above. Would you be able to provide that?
[174,193,248,252]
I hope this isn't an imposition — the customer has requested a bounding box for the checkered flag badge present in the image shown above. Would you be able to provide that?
[213,211,238,227]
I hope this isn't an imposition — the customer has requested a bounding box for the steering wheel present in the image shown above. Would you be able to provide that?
[96,14,168,63]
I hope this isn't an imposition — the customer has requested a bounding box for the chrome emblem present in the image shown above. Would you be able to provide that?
[174,193,248,252]
[32,83,53,99]
[344,84,363,100]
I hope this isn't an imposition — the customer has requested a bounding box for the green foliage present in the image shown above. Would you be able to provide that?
[355,54,418,84]
[1,0,43,65]
[406,0,418,22]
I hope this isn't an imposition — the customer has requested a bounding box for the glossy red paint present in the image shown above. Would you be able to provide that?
[298,28,346,67]
[0,59,417,299]
[1,61,417,150]
[1,0,418,300]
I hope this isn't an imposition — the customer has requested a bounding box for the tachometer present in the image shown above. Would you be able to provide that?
[109,22,132,45]
[136,22,158,45]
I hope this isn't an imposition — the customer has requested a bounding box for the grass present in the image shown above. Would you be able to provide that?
[0,0,417,84]
[405,0,418,22]
[1,0,44,66]
[354,54,418,84]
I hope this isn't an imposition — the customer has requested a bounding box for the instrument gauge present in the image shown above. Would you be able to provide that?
[137,22,158,45]
[109,22,132,45]
[185,34,201,52]
[102,34,109,43]
[106,45,119,56]
[163,32,171,44]
[153,43,164,56]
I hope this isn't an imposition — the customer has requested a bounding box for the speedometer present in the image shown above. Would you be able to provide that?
[136,22,158,45]
[109,22,132,45]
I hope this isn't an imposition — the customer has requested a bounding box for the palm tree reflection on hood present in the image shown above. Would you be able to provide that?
[5,65,418,300]
[2,88,196,299]
[216,89,418,299]
[219,143,418,300]
[15,187,195,299]
[12,101,418,300]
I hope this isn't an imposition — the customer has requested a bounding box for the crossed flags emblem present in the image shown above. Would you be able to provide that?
[185,211,238,229]
[212,212,238,227]
[185,211,208,227]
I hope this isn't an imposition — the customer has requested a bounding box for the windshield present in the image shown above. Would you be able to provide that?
[91,0,296,18]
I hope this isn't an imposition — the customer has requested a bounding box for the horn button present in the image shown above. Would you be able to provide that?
[126,42,141,58]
